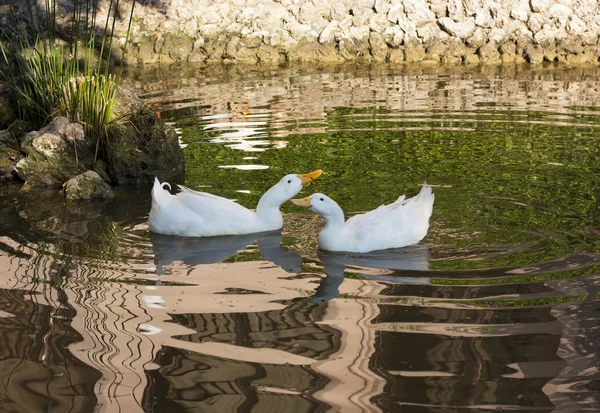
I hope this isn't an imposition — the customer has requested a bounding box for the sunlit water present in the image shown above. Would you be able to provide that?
[1,64,600,412]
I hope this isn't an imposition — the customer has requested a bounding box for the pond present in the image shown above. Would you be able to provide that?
[1,63,600,412]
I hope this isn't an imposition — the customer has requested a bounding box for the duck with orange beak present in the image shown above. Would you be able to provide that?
[291,184,434,253]
[149,170,322,237]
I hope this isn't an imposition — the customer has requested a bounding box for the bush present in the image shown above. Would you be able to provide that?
[0,0,135,160]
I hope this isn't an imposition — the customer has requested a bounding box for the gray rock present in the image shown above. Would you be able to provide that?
[438,17,476,39]
[63,170,115,200]
[105,104,185,185]
[16,117,94,187]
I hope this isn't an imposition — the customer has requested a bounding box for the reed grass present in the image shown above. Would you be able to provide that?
[0,0,135,160]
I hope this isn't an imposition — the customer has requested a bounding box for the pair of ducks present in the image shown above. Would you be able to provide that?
[148,170,435,254]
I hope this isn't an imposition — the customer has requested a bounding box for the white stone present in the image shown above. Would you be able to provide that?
[566,15,586,36]
[488,27,507,43]
[474,9,493,28]
[369,12,392,33]
[510,7,529,22]
[534,26,560,46]
[319,20,339,44]
[530,0,552,13]
[404,0,436,24]
[397,15,417,34]
[417,23,443,44]
[387,3,404,23]
[383,25,404,48]
[447,0,464,21]
[466,27,487,48]
[548,3,573,25]
[374,0,392,14]
[438,17,476,39]
[349,25,370,41]
[527,13,544,34]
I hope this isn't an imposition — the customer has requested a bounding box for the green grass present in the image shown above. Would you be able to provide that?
[0,0,135,160]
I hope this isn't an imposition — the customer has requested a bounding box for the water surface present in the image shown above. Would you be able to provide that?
[1,64,600,412]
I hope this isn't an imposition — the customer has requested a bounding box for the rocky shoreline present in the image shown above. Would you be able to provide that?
[0,86,184,199]
[114,0,600,66]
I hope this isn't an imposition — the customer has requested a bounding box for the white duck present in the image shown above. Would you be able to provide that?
[291,184,434,253]
[149,170,322,237]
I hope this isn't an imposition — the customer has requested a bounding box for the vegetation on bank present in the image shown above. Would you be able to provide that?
[0,0,135,160]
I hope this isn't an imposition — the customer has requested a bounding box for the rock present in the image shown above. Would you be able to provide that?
[369,32,389,62]
[374,0,392,14]
[478,42,502,63]
[383,26,404,48]
[417,23,443,45]
[388,48,405,63]
[530,0,552,13]
[566,15,586,36]
[404,44,426,62]
[387,3,404,23]
[93,159,111,183]
[527,13,544,34]
[430,0,447,19]
[0,86,16,129]
[15,117,94,187]
[534,26,560,47]
[438,17,476,39]
[404,0,436,24]
[106,105,184,185]
[319,21,339,44]
[63,170,115,200]
[0,142,20,181]
[510,7,529,22]
[524,46,544,64]
[474,9,493,28]
[256,44,283,63]
[466,27,487,48]
[548,3,572,25]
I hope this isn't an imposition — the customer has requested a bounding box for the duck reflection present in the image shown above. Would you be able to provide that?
[313,244,431,303]
[150,231,303,275]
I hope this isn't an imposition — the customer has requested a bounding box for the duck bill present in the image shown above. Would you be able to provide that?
[290,196,313,208]
[296,169,322,186]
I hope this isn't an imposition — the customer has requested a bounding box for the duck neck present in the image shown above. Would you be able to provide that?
[321,204,346,233]
[255,186,284,228]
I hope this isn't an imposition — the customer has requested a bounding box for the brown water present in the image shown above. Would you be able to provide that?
[1,64,600,412]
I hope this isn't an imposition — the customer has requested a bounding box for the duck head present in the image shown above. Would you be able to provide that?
[262,170,322,206]
[290,193,339,218]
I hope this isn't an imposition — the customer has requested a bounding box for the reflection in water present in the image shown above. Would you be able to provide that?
[314,245,430,303]
[1,65,600,412]
[151,231,302,275]
[0,288,101,413]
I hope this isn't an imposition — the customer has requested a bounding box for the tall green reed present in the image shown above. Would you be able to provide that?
[0,0,135,160]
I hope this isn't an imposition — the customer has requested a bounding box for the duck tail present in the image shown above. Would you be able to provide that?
[152,177,172,208]
[416,183,435,215]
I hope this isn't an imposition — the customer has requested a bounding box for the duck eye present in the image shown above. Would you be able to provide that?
[320,197,324,201]
[287,180,292,183]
